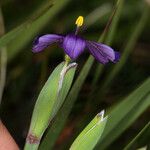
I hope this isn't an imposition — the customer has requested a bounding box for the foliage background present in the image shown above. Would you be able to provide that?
[0,0,149,149]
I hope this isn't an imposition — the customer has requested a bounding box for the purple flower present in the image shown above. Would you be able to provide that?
[32,16,120,64]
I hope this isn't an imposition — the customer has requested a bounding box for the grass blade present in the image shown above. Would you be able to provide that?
[98,3,150,95]
[124,121,150,150]
[0,0,53,48]
[88,0,124,101]
[96,78,150,149]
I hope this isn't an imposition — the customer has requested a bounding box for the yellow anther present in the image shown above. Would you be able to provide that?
[75,16,84,27]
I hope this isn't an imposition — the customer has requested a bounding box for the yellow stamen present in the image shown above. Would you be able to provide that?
[75,16,84,27]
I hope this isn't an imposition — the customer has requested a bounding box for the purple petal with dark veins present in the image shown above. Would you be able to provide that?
[62,34,86,59]
[114,51,120,63]
[86,41,120,64]
[32,34,63,52]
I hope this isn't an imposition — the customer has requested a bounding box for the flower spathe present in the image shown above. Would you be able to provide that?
[32,16,120,64]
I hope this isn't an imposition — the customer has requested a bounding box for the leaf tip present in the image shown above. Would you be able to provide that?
[97,110,107,123]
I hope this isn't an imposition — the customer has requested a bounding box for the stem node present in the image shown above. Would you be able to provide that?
[26,133,40,145]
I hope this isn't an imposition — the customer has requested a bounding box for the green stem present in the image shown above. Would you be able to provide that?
[24,134,40,150]
[64,54,71,66]
[24,142,39,150]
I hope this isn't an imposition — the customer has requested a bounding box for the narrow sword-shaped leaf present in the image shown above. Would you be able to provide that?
[124,121,150,150]
[70,111,107,150]
[96,78,150,149]
[97,3,150,98]
[137,146,148,150]
[0,0,53,48]
[88,0,124,101]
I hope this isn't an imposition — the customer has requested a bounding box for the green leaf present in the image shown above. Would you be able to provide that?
[70,111,107,150]
[40,56,94,150]
[99,3,150,92]
[105,0,124,45]
[24,62,77,149]
[0,0,53,49]
[96,78,150,150]
[124,121,150,150]
[137,146,148,150]
[89,0,124,99]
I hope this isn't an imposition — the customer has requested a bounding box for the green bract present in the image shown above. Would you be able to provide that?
[24,62,77,149]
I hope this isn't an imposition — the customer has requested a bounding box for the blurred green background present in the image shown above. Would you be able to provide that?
[0,0,149,149]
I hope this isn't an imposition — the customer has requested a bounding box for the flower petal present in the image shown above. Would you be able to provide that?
[114,51,120,63]
[32,34,63,52]
[86,41,120,64]
[62,34,86,59]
